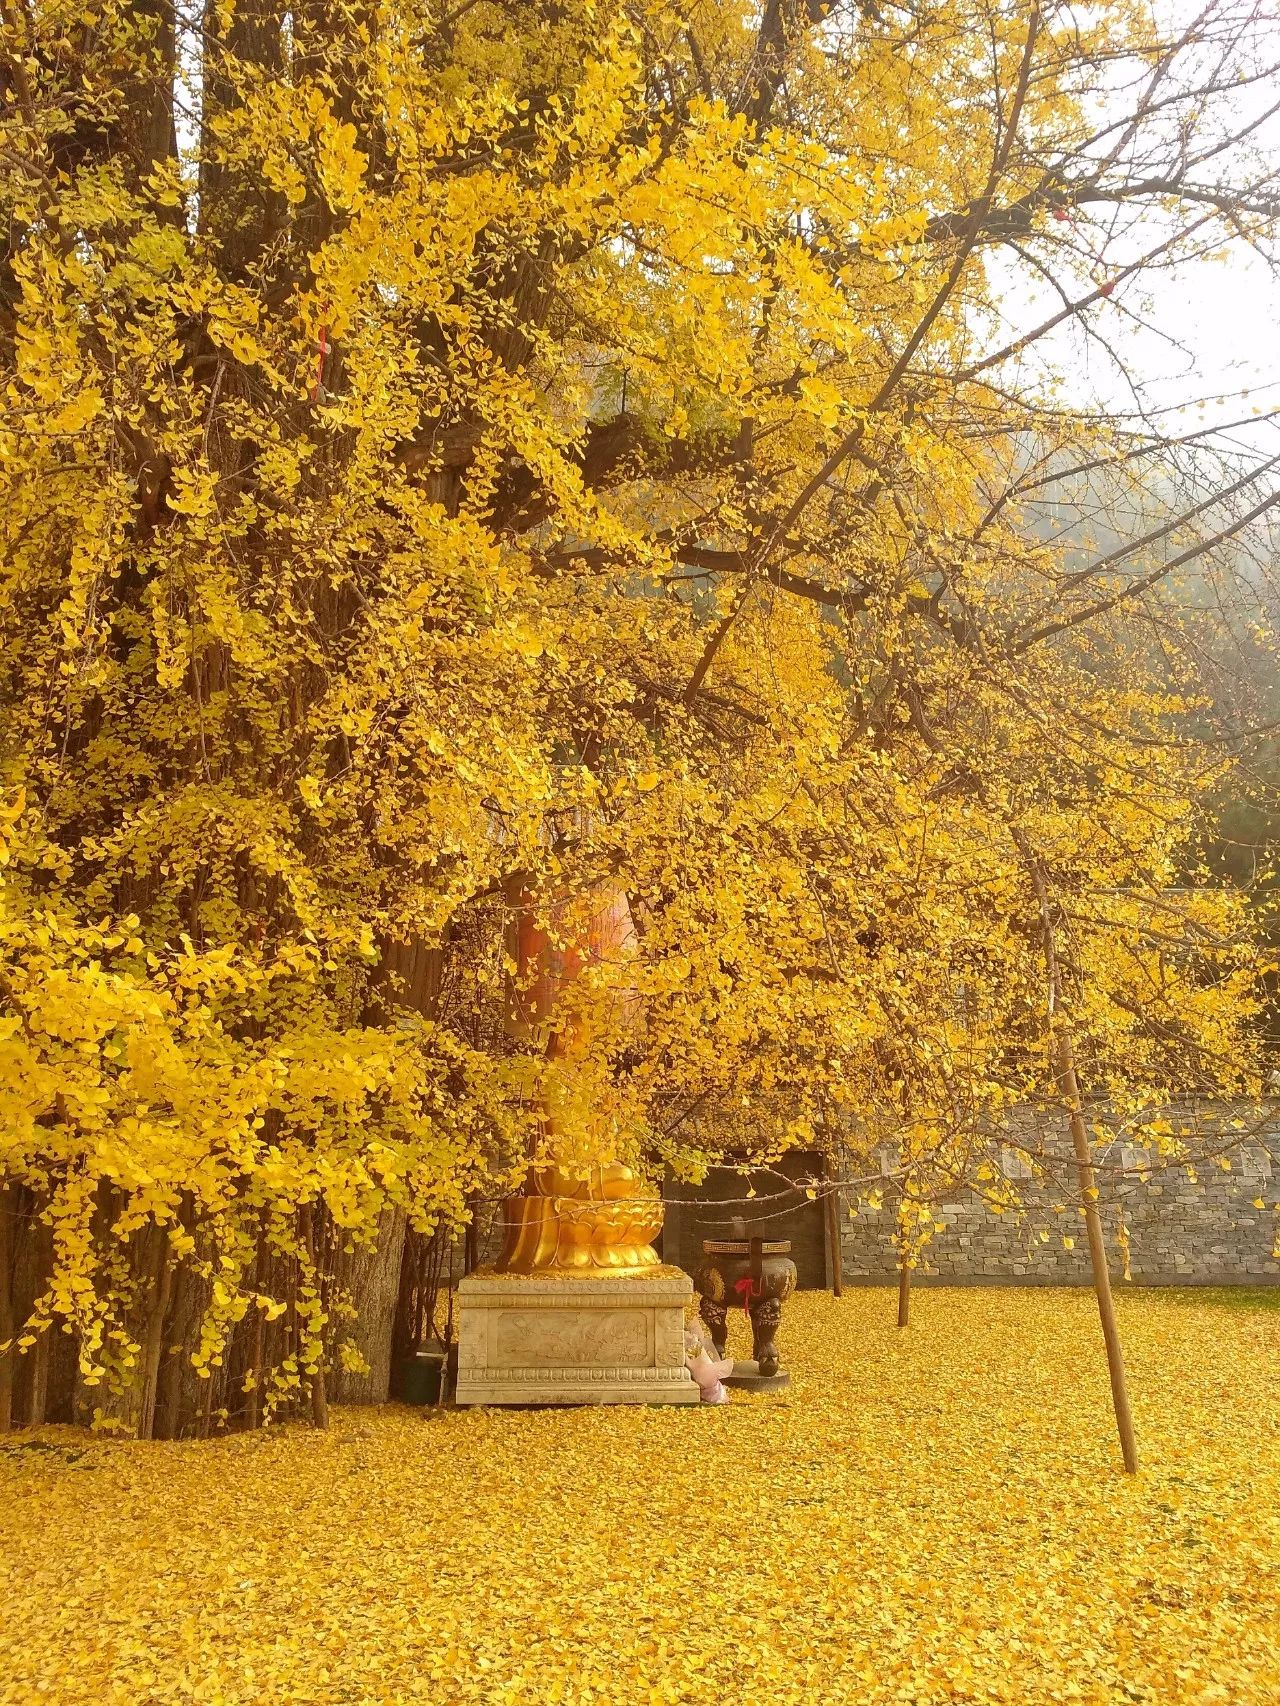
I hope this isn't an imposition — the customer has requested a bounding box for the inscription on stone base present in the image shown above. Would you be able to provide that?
[492,1308,650,1367]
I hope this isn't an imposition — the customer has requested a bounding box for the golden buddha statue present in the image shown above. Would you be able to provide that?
[495,879,663,1274]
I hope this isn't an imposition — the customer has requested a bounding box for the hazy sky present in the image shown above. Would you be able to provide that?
[994,236,1276,423]
[983,2,1279,457]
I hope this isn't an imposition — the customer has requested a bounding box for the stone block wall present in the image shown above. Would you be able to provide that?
[840,1109,1280,1286]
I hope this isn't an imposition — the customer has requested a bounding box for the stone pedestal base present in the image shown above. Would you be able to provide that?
[724,1358,791,1393]
[455,1270,699,1406]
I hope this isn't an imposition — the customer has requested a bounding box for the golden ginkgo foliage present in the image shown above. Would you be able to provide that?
[2,0,1279,1431]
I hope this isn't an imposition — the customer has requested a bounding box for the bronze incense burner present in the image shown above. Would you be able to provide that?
[694,1220,797,1390]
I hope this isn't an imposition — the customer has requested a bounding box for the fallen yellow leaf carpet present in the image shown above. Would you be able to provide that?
[2,1288,1278,1706]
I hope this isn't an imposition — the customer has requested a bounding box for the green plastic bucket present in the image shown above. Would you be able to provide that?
[400,1349,445,1406]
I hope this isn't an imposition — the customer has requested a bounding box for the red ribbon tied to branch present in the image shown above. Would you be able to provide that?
[312,309,331,402]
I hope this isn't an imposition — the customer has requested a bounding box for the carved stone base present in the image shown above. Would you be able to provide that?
[455,1270,700,1406]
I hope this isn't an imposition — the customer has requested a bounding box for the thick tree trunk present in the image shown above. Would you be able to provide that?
[298,1206,329,1429]
[13,1207,53,1426]
[199,0,287,283]
[327,1208,408,1404]
[27,1329,49,1428]
[244,1233,268,1431]
[325,936,446,1405]
[137,1229,172,1440]
[0,1184,15,1431]
[41,1320,79,1426]
[310,1366,328,1429]
[156,1260,206,1439]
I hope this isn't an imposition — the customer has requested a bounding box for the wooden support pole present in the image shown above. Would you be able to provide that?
[1016,826,1138,1474]
[1057,1028,1138,1474]
[823,1166,843,1297]
[437,1239,457,1408]
[896,1255,911,1328]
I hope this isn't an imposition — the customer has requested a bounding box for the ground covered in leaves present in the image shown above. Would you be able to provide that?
[2,1288,1278,1706]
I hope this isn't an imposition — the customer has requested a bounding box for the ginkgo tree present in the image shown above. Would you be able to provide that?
[1,0,1278,1440]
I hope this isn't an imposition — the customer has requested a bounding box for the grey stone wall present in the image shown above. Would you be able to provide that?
[474,1111,1279,1289]
[840,1110,1280,1286]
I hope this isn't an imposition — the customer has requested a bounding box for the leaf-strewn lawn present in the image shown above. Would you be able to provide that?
[2,1288,1278,1706]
